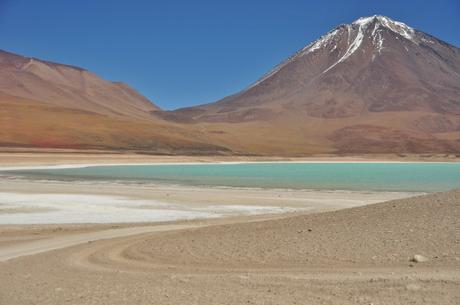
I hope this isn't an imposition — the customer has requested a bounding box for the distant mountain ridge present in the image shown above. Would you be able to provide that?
[1,15,460,155]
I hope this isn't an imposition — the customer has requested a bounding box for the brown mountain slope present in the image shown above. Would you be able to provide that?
[164,15,460,155]
[0,51,229,153]
[0,49,159,119]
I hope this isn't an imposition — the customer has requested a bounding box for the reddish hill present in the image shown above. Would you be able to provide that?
[0,49,159,119]
[0,50,229,154]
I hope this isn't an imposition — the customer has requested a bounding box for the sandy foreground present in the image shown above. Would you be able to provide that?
[0,153,459,304]
[0,190,458,305]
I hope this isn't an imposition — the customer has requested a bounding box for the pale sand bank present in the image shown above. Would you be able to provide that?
[0,179,417,224]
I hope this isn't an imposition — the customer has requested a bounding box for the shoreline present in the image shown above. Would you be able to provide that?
[0,151,459,169]
[0,153,448,225]
[0,178,419,225]
[2,159,460,171]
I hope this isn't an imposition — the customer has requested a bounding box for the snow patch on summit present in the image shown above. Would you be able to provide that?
[372,23,385,55]
[323,15,417,73]
[248,15,420,86]
[355,15,416,43]
[323,24,364,73]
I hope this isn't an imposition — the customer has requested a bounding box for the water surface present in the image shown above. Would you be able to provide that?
[3,162,460,192]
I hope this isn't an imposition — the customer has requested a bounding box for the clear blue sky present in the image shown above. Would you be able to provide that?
[1,0,459,110]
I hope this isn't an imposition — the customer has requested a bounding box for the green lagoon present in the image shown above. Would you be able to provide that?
[3,162,460,193]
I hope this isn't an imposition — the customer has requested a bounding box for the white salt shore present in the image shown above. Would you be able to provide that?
[0,192,304,224]
[0,182,419,225]
[0,162,423,225]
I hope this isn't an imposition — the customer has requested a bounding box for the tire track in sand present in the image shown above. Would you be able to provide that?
[0,223,204,262]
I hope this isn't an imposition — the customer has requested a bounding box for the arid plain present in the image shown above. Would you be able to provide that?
[0,152,459,305]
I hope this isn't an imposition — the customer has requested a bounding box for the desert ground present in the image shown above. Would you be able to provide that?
[0,152,459,305]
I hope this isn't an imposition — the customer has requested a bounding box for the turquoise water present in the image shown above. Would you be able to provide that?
[3,162,460,192]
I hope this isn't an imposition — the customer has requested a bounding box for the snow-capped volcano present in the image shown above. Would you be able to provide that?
[166,15,460,154]
[252,15,435,86]
[352,15,416,42]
